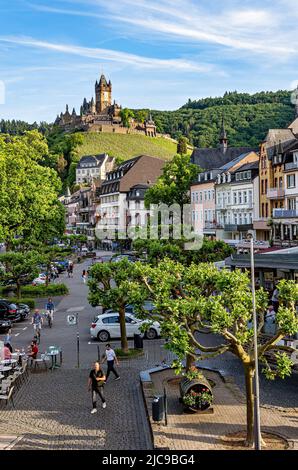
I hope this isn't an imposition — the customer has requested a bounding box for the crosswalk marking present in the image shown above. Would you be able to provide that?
[22,327,27,331]
[14,333,20,337]
[66,306,85,312]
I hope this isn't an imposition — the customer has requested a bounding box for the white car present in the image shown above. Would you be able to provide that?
[32,273,47,286]
[90,312,161,342]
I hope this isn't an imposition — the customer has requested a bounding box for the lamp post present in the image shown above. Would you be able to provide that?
[247,230,262,450]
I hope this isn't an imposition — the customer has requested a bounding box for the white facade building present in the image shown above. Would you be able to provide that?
[215,161,259,242]
[76,153,114,184]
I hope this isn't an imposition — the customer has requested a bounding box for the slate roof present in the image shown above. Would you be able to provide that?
[77,153,108,169]
[191,147,255,170]
[233,161,259,172]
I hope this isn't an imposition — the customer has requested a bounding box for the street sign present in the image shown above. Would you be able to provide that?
[67,314,78,326]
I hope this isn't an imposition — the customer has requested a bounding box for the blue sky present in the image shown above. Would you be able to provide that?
[0,0,298,122]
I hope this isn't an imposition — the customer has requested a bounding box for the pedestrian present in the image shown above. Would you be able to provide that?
[271,285,279,313]
[88,361,106,414]
[82,269,87,283]
[4,328,13,353]
[3,343,12,360]
[102,344,120,382]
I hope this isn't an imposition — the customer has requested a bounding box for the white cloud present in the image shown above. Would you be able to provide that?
[0,36,215,73]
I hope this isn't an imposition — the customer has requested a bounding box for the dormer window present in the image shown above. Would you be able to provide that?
[227,172,231,182]
[222,173,226,183]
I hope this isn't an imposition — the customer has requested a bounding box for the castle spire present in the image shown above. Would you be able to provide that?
[219,114,228,153]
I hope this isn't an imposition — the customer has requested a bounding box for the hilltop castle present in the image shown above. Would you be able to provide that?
[55,74,157,137]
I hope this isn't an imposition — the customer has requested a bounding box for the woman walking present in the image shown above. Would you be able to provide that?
[82,269,87,284]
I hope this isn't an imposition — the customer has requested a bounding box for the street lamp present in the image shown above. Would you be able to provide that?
[247,230,262,450]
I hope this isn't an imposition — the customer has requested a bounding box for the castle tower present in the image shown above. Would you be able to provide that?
[95,74,112,113]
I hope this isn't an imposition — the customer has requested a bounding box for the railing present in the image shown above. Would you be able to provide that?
[267,188,285,199]
[272,209,298,218]
[285,161,298,171]
[224,224,253,232]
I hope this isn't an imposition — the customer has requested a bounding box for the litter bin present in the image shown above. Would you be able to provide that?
[152,395,164,422]
[134,333,143,349]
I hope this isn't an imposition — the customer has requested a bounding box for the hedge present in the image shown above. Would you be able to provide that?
[20,283,69,297]
[8,298,36,309]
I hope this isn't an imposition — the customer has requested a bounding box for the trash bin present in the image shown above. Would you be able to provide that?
[152,395,164,422]
[134,333,143,349]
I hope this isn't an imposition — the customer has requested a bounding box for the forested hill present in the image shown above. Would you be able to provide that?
[148,90,295,148]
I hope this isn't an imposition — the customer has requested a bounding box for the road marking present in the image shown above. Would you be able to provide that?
[22,327,27,331]
[67,306,85,312]
[14,333,20,337]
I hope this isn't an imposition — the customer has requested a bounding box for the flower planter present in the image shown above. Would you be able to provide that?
[180,375,213,412]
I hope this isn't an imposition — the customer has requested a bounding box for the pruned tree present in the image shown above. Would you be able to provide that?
[130,259,298,446]
[88,259,138,353]
[0,251,42,298]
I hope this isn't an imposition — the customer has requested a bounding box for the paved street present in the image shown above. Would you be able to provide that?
[0,251,297,449]
[0,253,171,450]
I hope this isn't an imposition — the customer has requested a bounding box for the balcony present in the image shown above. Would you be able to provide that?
[272,209,298,218]
[224,224,253,232]
[285,162,298,171]
[267,188,285,199]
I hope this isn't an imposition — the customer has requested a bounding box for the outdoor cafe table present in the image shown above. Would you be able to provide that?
[0,359,17,367]
[46,347,62,370]
[0,366,12,377]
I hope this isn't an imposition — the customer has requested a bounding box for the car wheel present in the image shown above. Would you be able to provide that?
[97,330,110,342]
[145,328,157,340]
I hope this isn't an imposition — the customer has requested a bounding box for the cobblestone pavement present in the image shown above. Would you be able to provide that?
[196,333,298,409]
[0,252,172,450]
[146,368,298,450]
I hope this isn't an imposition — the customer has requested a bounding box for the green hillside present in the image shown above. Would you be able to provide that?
[77,132,180,161]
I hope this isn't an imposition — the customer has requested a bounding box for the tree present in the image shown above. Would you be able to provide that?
[0,131,65,246]
[88,259,138,353]
[120,108,135,128]
[133,238,234,266]
[144,154,200,224]
[0,251,41,298]
[177,136,188,155]
[130,260,298,446]
[135,110,148,124]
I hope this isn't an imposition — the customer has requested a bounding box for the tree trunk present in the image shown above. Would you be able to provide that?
[244,364,255,447]
[16,280,21,300]
[119,305,129,353]
[186,353,195,371]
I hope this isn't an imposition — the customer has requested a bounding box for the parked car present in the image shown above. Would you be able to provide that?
[110,254,138,263]
[0,317,11,332]
[90,312,160,342]
[17,303,30,321]
[0,300,21,323]
[53,260,69,272]
[32,273,47,286]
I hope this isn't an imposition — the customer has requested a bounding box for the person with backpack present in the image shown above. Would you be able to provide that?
[88,361,106,414]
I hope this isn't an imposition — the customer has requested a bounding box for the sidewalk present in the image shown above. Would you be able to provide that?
[142,368,298,450]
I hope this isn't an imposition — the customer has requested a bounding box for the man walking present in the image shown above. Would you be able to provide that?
[88,361,106,414]
[102,344,120,382]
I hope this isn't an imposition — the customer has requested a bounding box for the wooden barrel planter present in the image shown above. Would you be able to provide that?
[180,376,213,412]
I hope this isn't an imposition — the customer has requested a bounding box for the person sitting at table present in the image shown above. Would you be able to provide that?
[27,340,39,362]
[4,343,12,360]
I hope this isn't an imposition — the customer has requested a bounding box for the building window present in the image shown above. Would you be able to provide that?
[238,192,242,204]
[233,192,237,205]
[287,174,296,188]
[243,191,247,204]
[288,198,296,210]
[199,192,203,202]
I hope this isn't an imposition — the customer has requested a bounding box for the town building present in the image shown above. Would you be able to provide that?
[271,139,298,245]
[215,159,259,242]
[98,155,165,238]
[76,153,114,184]
[55,74,157,137]
[190,119,257,241]
[255,117,298,241]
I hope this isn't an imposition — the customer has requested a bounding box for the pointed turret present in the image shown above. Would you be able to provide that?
[72,108,76,116]
[219,115,228,153]
[99,74,107,86]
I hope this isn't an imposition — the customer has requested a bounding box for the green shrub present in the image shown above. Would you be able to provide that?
[21,283,69,297]
[9,298,36,309]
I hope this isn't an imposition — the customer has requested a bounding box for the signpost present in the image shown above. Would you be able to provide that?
[67,313,80,368]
